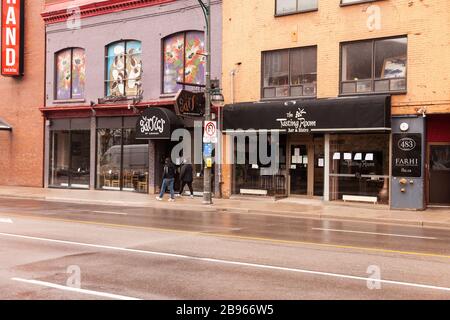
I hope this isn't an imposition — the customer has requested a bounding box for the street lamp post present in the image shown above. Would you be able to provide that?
[197,0,212,204]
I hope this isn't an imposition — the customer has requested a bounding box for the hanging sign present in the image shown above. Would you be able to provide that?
[174,90,205,116]
[1,0,25,76]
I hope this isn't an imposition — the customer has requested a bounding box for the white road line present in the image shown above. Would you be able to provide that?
[11,277,141,300]
[1,232,450,293]
[91,211,128,216]
[0,218,13,224]
[312,228,438,240]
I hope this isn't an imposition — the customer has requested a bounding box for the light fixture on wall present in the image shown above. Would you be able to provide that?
[417,106,427,118]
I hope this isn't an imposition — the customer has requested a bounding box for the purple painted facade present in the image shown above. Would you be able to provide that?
[45,0,222,106]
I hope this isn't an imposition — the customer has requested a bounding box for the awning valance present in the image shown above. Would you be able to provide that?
[0,118,12,131]
[223,95,391,133]
[136,107,183,140]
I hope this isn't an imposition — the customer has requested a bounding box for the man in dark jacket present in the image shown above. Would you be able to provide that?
[179,158,194,198]
[156,157,176,201]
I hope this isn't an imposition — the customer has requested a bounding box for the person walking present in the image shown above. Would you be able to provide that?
[179,158,194,198]
[156,157,176,202]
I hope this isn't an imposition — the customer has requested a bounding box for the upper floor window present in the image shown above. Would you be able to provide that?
[262,46,317,99]
[55,48,85,100]
[276,0,318,15]
[105,40,142,97]
[341,37,407,94]
[163,31,205,94]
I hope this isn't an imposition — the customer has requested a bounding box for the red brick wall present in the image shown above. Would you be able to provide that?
[0,0,45,186]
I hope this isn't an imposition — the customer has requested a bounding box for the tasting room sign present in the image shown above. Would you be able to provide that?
[1,0,24,76]
[392,133,422,177]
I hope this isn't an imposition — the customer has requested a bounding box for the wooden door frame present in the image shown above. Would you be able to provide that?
[426,142,450,205]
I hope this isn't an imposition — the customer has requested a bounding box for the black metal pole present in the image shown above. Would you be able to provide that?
[198,0,212,204]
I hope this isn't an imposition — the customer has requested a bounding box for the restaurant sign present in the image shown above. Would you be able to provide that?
[136,107,182,140]
[174,90,205,116]
[1,0,25,76]
[392,133,422,177]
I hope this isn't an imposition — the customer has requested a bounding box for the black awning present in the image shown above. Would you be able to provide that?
[136,107,183,140]
[223,95,391,133]
[0,118,12,131]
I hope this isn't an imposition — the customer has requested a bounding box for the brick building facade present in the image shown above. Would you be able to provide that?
[220,0,450,209]
[0,0,45,187]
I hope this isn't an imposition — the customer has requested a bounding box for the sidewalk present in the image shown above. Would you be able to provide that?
[0,186,449,229]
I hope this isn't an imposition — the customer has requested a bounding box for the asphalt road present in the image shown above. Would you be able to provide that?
[0,197,449,300]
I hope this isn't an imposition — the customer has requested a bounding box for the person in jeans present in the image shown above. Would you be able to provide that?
[156,157,176,202]
[179,158,194,198]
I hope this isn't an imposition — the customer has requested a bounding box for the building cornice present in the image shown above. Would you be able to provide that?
[42,0,175,25]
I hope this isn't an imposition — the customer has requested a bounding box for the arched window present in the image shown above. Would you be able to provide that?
[163,31,205,94]
[105,40,142,97]
[55,48,86,100]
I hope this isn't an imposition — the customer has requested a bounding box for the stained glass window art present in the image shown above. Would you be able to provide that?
[106,40,142,97]
[56,48,86,100]
[163,31,205,94]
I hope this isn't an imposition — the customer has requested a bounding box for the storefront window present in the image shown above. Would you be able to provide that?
[105,40,142,97]
[341,37,407,94]
[233,134,287,196]
[96,117,149,193]
[49,129,90,189]
[263,46,317,98]
[163,31,205,94]
[330,134,390,204]
[55,48,86,100]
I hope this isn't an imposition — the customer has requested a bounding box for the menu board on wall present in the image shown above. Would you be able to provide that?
[392,133,422,177]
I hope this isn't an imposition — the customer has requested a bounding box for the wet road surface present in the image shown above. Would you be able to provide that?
[0,197,449,299]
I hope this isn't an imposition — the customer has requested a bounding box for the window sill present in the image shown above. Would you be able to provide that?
[340,0,383,7]
[160,93,177,99]
[53,99,86,104]
[275,8,318,17]
[338,91,407,97]
[260,96,317,102]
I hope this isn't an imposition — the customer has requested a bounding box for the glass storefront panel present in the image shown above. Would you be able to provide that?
[97,128,122,190]
[97,124,149,193]
[233,134,287,196]
[49,130,90,189]
[122,129,149,193]
[330,133,390,204]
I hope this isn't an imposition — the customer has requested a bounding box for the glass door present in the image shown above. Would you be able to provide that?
[429,144,450,205]
[69,131,90,189]
[49,131,70,188]
[289,144,308,195]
